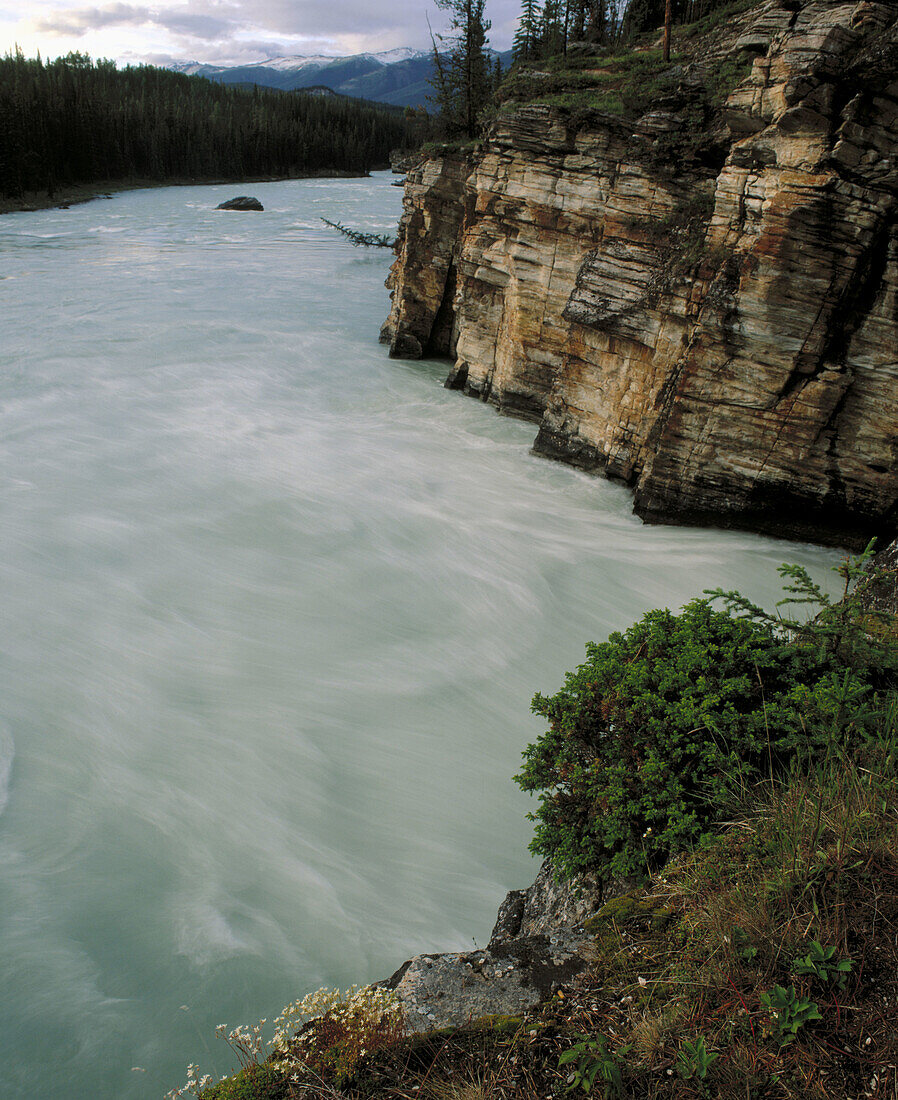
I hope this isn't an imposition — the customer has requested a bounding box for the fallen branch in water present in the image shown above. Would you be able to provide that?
[321,218,395,248]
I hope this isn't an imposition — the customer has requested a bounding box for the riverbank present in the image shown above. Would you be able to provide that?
[0,168,377,215]
[185,545,898,1100]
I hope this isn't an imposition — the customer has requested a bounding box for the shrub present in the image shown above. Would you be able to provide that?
[516,550,898,883]
[516,600,793,880]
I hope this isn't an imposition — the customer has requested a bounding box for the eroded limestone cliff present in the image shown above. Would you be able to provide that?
[382,0,898,548]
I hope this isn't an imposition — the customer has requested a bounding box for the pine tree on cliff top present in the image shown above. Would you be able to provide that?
[513,0,540,61]
[429,0,492,138]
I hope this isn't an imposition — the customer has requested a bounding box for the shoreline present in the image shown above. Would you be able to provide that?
[0,168,382,216]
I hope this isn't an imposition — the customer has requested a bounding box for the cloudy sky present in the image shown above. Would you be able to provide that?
[3,0,519,66]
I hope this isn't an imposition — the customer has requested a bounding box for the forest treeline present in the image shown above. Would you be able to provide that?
[512,0,755,62]
[0,50,424,199]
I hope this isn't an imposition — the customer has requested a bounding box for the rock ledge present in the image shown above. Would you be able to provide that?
[385,861,608,1033]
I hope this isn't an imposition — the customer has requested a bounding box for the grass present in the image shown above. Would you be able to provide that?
[554,740,898,1098]
[494,41,753,178]
[496,48,684,118]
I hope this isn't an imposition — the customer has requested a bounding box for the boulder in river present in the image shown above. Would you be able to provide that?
[216,196,263,211]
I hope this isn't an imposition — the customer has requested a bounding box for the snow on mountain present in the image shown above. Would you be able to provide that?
[255,54,345,72]
[367,47,428,64]
[166,48,448,108]
[169,61,208,75]
[171,49,430,78]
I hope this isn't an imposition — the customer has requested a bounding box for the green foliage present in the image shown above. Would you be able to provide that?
[678,0,760,40]
[708,546,898,685]
[516,600,794,880]
[759,985,822,1047]
[731,925,758,965]
[622,0,760,41]
[559,1033,629,1096]
[792,940,852,989]
[517,548,898,883]
[513,0,541,62]
[512,0,629,63]
[419,138,481,156]
[676,1034,719,1081]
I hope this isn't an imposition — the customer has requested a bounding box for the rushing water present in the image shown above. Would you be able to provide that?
[0,175,839,1099]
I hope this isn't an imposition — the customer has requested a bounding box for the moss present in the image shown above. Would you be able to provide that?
[470,1014,524,1034]
[584,891,679,962]
[497,48,683,116]
[200,1063,291,1100]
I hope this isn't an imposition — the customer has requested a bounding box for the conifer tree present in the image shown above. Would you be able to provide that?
[513,0,541,61]
[429,0,492,138]
[540,0,565,57]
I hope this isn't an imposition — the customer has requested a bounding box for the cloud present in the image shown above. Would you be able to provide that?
[30,0,415,43]
[156,10,234,38]
[31,2,250,42]
[32,3,155,36]
[24,0,519,60]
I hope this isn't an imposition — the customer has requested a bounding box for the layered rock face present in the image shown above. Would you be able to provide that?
[382,0,898,547]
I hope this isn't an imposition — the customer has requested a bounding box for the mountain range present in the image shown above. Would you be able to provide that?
[170,48,512,109]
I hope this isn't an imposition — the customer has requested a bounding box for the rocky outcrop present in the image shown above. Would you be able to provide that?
[216,196,264,211]
[382,0,898,548]
[390,150,424,175]
[860,534,898,613]
[385,861,603,1032]
[381,153,475,359]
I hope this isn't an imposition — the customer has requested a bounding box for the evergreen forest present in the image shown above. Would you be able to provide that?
[512,0,755,62]
[0,50,421,200]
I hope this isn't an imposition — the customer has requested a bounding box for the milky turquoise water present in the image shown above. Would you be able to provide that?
[0,175,839,1098]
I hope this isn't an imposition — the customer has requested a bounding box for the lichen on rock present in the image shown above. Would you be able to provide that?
[381,861,609,1033]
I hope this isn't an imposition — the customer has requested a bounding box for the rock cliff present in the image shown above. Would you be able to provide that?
[382,0,898,548]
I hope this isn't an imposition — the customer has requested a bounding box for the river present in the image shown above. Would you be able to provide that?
[0,174,838,1098]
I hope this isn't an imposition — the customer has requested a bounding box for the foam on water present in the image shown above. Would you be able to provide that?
[0,724,13,817]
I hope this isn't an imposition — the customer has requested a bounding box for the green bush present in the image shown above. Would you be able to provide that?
[517,601,789,880]
[515,552,897,883]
